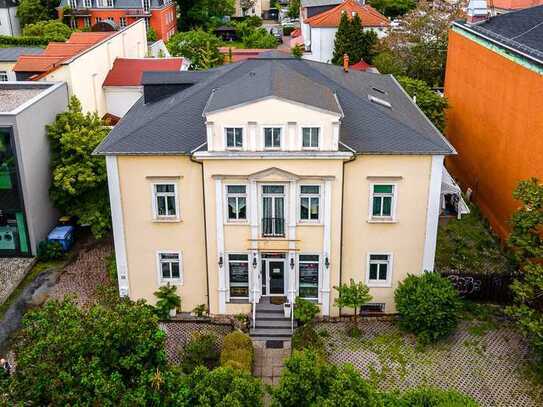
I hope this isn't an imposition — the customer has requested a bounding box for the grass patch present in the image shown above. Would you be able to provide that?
[0,259,66,320]
[435,204,514,274]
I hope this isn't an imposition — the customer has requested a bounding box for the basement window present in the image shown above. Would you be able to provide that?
[360,303,385,314]
[368,95,392,109]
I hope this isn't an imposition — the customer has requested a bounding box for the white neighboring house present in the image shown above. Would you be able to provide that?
[234,0,271,17]
[302,0,389,63]
[0,47,43,81]
[103,57,186,119]
[0,0,20,36]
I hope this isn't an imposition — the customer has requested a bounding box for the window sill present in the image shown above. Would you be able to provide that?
[367,219,397,224]
[153,217,182,223]
[366,282,392,288]
[227,298,249,304]
[160,280,183,286]
[297,222,323,226]
[225,220,249,226]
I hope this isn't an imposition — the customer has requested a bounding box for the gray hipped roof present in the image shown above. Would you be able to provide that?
[204,62,342,115]
[96,54,454,156]
[0,47,43,62]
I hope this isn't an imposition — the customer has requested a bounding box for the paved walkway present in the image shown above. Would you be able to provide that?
[0,258,34,305]
[253,340,291,385]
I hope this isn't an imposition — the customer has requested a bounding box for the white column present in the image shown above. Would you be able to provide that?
[288,180,297,303]
[249,180,260,302]
[206,121,215,151]
[321,179,332,315]
[332,121,340,151]
[422,155,445,272]
[106,156,130,297]
[215,178,226,313]
[287,121,297,151]
[248,121,257,151]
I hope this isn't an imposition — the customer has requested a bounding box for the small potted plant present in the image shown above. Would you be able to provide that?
[154,283,181,320]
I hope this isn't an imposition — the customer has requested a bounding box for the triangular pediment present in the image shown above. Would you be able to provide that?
[248,167,300,181]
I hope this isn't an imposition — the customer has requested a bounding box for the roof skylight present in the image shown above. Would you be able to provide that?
[368,95,392,109]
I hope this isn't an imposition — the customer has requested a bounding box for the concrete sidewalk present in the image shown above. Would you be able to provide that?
[253,340,291,385]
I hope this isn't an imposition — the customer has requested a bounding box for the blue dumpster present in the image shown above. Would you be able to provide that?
[47,226,75,252]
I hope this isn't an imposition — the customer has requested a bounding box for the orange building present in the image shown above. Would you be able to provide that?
[59,0,177,41]
[444,5,543,240]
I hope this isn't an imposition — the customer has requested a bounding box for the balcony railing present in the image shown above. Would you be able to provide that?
[262,217,285,237]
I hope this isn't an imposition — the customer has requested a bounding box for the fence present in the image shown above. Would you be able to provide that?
[438,269,519,303]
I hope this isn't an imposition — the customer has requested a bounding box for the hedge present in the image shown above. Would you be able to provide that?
[220,331,254,372]
[0,35,49,47]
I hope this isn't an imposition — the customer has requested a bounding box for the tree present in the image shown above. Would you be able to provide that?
[242,28,277,48]
[16,0,49,28]
[8,298,168,405]
[47,96,111,238]
[240,0,256,16]
[292,44,303,58]
[288,0,301,18]
[507,178,543,376]
[332,12,377,65]
[167,29,224,70]
[333,278,372,325]
[368,0,416,19]
[176,0,235,31]
[377,0,466,86]
[147,27,158,42]
[397,76,449,131]
[23,20,72,41]
[372,50,406,77]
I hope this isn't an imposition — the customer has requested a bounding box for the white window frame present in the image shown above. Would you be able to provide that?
[225,184,248,223]
[226,252,250,300]
[224,126,244,150]
[119,16,127,27]
[84,0,91,7]
[156,251,183,285]
[368,182,397,222]
[0,71,8,82]
[83,16,91,27]
[297,253,321,301]
[365,252,393,288]
[298,184,322,223]
[151,181,180,221]
[69,0,77,8]
[262,125,283,150]
[300,126,321,149]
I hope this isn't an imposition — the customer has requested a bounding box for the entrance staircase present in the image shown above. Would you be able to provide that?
[249,297,296,342]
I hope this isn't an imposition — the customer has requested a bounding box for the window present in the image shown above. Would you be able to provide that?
[367,254,392,286]
[69,0,77,8]
[302,127,319,148]
[95,17,102,23]
[158,252,182,283]
[264,127,281,148]
[83,16,91,27]
[120,17,127,27]
[0,71,8,82]
[228,254,249,299]
[225,127,243,149]
[69,18,77,29]
[107,17,114,22]
[370,184,395,219]
[226,185,247,221]
[299,185,320,221]
[153,183,178,219]
[106,0,113,6]
[84,0,91,7]
[299,255,319,299]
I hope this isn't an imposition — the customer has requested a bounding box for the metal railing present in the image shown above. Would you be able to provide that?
[262,217,285,237]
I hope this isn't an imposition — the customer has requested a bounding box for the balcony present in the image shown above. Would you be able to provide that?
[63,8,91,16]
[126,8,151,16]
[262,218,285,238]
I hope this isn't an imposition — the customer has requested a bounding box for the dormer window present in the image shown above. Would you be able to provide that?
[225,127,243,149]
[302,127,319,149]
[264,127,281,149]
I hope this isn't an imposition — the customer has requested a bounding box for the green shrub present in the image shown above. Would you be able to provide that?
[293,297,320,325]
[395,272,462,344]
[283,26,296,36]
[244,15,263,28]
[0,35,49,46]
[105,254,117,281]
[23,20,72,42]
[181,333,219,374]
[220,331,254,372]
[291,44,303,59]
[291,324,325,357]
[146,27,157,42]
[242,28,277,49]
[153,283,181,320]
[192,304,207,317]
[400,386,479,406]
[37,240,64,261]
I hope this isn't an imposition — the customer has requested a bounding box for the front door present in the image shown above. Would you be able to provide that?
[268,260,285,295]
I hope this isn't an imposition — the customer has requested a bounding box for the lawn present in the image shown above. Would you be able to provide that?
[315,305,542,407]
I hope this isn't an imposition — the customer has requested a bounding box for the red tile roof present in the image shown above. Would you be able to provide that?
[491,0,543,9]
[350,59,372,71]
[13,31,113,74]
[305,0,389,28]
[290,28,302,38]
[103,58,185,87]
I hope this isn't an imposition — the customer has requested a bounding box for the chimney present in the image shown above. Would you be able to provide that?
[343,54,349,72]
[466,0,489,24]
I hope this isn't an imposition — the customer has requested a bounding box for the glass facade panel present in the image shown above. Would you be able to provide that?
[229,254,249,298]
[299,254,319,299]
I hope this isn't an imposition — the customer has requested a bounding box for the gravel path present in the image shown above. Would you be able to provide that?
[0,258,35,305]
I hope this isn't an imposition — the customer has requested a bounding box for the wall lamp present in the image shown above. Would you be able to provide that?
[290,257,295,270]
[325,257,330,269]
[252,256,258,269]
[218,256,223,268]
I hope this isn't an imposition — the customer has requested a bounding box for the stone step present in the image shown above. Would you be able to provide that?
[255,303,285,312]
[253,319,297,328]
[250,327,293,337]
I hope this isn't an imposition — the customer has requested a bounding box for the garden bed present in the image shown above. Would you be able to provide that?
[315,315,542,407]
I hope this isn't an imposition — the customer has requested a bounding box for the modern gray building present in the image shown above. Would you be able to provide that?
[0,82,68,256]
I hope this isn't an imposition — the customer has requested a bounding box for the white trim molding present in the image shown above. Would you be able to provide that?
[321,179,332,315]
[106,156,130,297]
[422,155,444,272]
[215,178,227,312]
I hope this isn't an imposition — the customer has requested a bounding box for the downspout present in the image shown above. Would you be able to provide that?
[190,153,210,313]
[338,152,356,318]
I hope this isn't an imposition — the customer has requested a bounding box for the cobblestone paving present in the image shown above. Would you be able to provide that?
[48,241,112,307]
[160,321,234,364]
[317,320,542,407]
[253,340,291,386]
[0,258,34,304]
